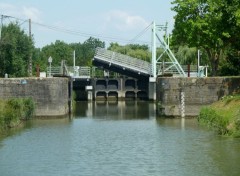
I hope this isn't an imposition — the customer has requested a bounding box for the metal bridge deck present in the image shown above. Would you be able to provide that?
[93,48,152,79]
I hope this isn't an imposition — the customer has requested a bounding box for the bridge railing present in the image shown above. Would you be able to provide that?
[157,63,198,77]
[47,66,62,77]
[94,47,152,76]
[47,66,91,78]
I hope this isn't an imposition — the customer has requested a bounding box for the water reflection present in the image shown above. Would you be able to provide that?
[0,115,71,145]
[75,101,156,120]
[156,117,199,130]
[1,102,240,176]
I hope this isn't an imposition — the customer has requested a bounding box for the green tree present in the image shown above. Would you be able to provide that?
[175,45,197,65]
[32,48,44,75]
[171,0,240,76]
[219,48,240,76]
[70,37,105,66]
[108,43,151,62]
[108,43,128,54]
[39,40,73,69]
[0,23,33,77]
[82,37,105,66]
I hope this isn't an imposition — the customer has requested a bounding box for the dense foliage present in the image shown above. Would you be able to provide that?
[198,95,240,137]
[171,0,240,76]
[0,23,34,77]
[219,49,240,76]
[108,43,151,62]
[0,98,35,130]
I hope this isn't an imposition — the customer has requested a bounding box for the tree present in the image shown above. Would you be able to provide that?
[171,0,240,76]
[81,37,105,66]
[219,48,240,76]
[108,43,151,62]
[174,45,197,65]
[39,40,73,69]
[70,37,105,66]
[0,23,33,77]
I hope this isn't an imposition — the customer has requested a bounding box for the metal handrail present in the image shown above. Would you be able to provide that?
[94,48,152,75]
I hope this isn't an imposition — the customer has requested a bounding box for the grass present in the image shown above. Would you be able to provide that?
[198,95,240,137]
[0,98,35,132]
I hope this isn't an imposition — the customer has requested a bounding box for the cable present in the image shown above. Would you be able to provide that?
[0,14,152,45]
[128,23,152,44]
[32,21,151,45]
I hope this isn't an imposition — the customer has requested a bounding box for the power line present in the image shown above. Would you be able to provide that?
[128,23,152,44]
[0,14,152,45]
[31,21,151,45]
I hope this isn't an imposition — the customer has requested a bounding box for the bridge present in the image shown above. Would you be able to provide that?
[92,47,152,79]
[45,22,208,101]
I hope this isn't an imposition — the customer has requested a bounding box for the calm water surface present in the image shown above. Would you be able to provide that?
[0,101,240,176]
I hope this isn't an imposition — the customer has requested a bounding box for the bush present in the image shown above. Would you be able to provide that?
[198,95,240,137]
[0,98,35,129]
[198,107,228,135]
[3,99,21,128]
[22,98,35,120]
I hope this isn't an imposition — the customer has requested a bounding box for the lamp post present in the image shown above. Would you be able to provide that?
[48,56,52,77]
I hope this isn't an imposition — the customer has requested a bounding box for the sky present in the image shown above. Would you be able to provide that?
[0,0,176,48]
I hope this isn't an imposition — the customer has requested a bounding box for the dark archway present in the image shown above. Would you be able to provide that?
[96,91,107,100]
[125,91,136,100]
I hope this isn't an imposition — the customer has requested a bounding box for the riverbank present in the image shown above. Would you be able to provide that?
[0,98,35,132]
[198,94,240,137]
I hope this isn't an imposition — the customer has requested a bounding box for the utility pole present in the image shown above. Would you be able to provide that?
[0,15,3,41]
[151,21,156,78]
[28,19,32,76]
[197,49,201,77]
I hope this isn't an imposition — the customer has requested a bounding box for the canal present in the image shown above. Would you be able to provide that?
[0,101,240,176]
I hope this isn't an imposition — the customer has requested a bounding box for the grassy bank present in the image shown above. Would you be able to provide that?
[0,98,35,132]
[198,95,240,137]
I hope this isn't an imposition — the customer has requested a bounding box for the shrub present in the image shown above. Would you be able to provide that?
[22,98,35,120]
[0,98,35,129]
[199,94,240,137]
[198,107,228,135]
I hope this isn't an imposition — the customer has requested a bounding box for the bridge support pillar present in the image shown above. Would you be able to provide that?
[86,86,93,101]
[148,77,156,101]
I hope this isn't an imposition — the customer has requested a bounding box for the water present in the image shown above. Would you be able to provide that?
[0,101,240,176]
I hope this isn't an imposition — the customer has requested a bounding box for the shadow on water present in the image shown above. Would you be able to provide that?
[155,117,201,130]
[0,114,72,146]
[74,101,156,120]
[0,122,31,148]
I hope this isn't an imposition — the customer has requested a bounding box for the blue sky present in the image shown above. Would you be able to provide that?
[0,0,175,48]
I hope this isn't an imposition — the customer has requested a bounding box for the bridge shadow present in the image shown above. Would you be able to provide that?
[74,101,156,120]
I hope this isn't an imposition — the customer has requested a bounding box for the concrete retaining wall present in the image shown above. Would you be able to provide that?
[0,77,69,117]
[157,77,240,117]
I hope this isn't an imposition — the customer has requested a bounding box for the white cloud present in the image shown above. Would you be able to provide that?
[104,10,149,32]
[0,2,18,16]
[22,6,41,22]
[0,2,42,22]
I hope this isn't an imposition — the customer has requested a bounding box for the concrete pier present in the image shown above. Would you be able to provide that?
[157,77,240,117]
[0,77,70,117]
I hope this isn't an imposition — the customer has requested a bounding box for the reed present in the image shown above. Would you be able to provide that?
[198,95,240,137]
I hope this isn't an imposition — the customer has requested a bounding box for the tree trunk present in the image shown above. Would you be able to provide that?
[205,48,221,76]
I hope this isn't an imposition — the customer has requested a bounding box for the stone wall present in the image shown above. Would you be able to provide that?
[157,77,240,117]
[0,77,70,117]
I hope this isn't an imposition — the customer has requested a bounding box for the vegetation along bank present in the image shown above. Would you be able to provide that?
[0,98,35,132]
[198,95,240,137]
